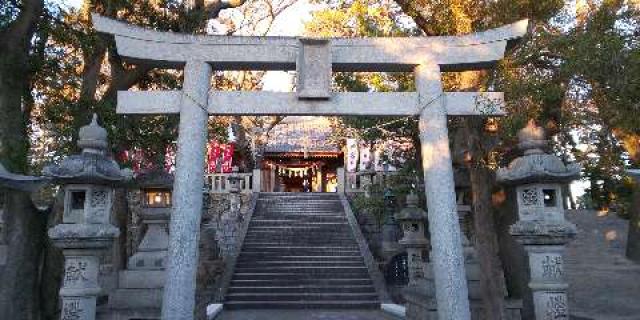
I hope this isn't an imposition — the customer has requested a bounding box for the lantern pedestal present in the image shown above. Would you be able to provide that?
[127,207,170,270]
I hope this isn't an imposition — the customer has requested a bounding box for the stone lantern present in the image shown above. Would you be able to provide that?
[127,168,173,270]
[216,167,243,257]
[356,165,376,197]
[45,114,130,320]
[497,120,580,320]
[106,168,173,319]
[394,192,428,286]
[228,166,243,217]
[382,188,401,257]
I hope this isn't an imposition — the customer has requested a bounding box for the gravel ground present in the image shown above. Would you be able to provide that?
[565,210,640,320]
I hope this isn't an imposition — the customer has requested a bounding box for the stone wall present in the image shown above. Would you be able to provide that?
[195,192,253,320]
[94,190,253,320]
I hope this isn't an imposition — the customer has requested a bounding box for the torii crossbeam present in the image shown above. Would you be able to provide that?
[93,14,527,320]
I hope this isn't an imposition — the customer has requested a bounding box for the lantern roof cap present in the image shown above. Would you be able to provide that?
[43,115,131,185]
[395,192,427,221]
[497,120,580,185]
[135,168,174,189]
[78,114,109,153]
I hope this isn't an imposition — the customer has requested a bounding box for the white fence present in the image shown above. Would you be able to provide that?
[205,173,254,193]
[205,169,409,194]
[344,171,401,193]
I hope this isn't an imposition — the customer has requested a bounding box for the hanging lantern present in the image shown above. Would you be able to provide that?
[485,117,499,134]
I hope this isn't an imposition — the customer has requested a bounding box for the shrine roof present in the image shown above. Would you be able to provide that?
[263,117,340,154]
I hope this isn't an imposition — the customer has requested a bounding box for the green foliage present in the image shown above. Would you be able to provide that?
[495,2,640,211]
[306,0,418,156]
[351,165,425,226]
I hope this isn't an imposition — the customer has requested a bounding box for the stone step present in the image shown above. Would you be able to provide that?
[244,229,353,234]
[242,242,357,247]
[235,261,366,268]
[236,255,365,262]
[243,235,354,239]
[240,245,358,250]
[248,224,351,228]
[232,272,370,280]
[239,250,361,256]
[243,234,355,239]
[256,204,342,208]
[223,300,379,310]
[249,221,346,231]
[228,285,376,294]
[225,292,379,302]
[253,212,344,216]
[258,194,339,199]
[233,266,369,274]
[252,215,347,224]
[243,232,355,238]
[251,218,347,223]
[230,278,374,287]
[225,193,379,309]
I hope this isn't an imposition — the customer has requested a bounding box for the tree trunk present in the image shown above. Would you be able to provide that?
[465,117,507,320]
[627,180,640,262]
[0,0,43,173]
[620,133,640,262]
[0,1,47,319]
[0,191,47,320]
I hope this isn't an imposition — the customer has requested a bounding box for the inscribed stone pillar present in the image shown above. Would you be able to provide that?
[357,169,375,197]
[416,64,471,320]
[337,167,345,194]
[162,61,212,320]
[252,168,261,193]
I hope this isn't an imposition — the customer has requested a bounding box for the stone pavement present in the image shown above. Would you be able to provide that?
[215,309,398,320]
[565,210,640,320]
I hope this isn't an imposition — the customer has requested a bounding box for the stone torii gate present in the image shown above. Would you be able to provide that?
[93,14,527,320]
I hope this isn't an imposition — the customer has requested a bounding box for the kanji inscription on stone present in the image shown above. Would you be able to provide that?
[62,300,84,320]
[544,294,568,320]
[542,255,563,279]
[409,252,424,280]
[64,261,89,285]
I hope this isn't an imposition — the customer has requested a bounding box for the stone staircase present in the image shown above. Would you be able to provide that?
[224,193,380,309]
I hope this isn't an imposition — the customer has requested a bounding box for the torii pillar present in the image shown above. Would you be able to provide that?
[417,64,471,319]
[161,61,212,318]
